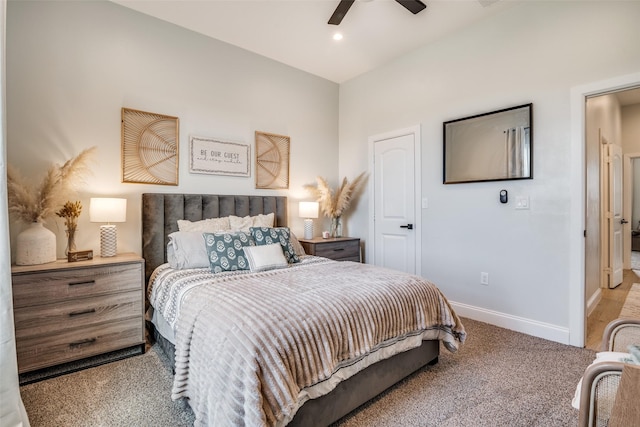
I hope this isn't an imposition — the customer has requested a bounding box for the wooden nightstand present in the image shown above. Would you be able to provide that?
[298,237,361,262]
[11,253,145,374]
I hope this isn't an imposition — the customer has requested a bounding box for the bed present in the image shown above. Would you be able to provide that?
[142,193,465,426]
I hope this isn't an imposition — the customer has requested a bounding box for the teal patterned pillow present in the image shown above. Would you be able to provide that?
[203,232,254,273]
[250,227,300,264]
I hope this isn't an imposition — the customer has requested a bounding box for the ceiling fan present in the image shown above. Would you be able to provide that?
[328,0,427,25]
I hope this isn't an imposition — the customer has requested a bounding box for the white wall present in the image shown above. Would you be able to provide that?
[339,1,640,342]
[6,1,339,259]
[621,104,640,152]
[622,104,640,230]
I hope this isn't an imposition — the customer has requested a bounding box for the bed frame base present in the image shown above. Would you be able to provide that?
[151,323,438,426]
[289,339,439,426]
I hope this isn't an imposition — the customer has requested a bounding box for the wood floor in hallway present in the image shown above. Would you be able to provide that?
[585,268,636,351]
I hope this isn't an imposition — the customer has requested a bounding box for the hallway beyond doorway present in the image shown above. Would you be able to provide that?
[631,250,640,271]
[586,269,635,350]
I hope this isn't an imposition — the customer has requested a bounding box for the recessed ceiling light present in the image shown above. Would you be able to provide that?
[333,33,343,41]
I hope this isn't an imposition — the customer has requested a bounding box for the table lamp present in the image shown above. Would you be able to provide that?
[90,197,127,257]
[299,201,319,239]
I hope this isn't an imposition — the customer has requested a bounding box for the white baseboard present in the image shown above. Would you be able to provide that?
[586,288,602,317]
[450,301,571,345]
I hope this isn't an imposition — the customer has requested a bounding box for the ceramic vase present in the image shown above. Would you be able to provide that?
[15,222,57,265]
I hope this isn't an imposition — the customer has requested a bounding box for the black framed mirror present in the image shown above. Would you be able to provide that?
[443,103,533,184]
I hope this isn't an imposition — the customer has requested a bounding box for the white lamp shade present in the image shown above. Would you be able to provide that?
[299,201,319,219]
[90,198,127,223]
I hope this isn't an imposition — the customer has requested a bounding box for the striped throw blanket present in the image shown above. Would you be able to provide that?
[149,257,465,427]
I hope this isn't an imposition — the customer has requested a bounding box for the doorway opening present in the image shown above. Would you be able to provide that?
[585,86,640,350]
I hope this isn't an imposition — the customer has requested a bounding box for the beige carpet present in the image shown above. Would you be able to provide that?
[620,283,640,318]
[20,318,596,427]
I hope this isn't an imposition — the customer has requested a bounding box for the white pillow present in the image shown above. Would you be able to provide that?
[229,213,275,232]
[177,217,230,233]
[167,231,209,269]
[243,243,288,272]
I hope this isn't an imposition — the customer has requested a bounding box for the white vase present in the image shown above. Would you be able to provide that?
[16,222,57,265]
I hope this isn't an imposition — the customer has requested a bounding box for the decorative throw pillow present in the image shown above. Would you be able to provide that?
[167,231,209,269]
[243,243,288,272]
[203,232,254,273]
[229,213,275,233]
[289,231,306,256]
[177,217,231,233]
[250,227,300,264]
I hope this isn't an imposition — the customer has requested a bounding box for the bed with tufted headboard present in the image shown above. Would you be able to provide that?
[141,193,465,426]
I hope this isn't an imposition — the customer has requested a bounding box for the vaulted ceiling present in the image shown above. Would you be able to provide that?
[111,0,512,83]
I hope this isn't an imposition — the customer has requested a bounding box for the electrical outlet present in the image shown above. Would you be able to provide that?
[480,272,489,285]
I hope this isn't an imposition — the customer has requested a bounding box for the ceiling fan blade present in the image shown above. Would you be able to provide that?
[395,0,427,14]
[328,0,355,25]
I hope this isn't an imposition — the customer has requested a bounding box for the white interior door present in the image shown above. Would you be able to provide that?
[371,128,420,274]
[608,143,624,288]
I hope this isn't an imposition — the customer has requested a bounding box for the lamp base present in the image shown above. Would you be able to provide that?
[99,224,118,257]
[303,219,314,240]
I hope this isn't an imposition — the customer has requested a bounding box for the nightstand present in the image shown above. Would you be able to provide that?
[11,253,145,374]
[298,237,361,262]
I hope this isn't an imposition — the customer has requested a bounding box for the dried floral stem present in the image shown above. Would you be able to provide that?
[7,147,96,224]
[304,172,367,218]
[56,200,82,230]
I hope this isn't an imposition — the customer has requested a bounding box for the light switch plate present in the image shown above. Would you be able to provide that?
[422,197,429,209]
[515,196,530,210]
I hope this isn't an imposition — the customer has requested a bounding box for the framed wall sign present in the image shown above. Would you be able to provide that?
[189,136,251,177]
[121,108,179,185]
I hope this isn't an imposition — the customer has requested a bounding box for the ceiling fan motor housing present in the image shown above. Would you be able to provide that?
[328,0,427,25]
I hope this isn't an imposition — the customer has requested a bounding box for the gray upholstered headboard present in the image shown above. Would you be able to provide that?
[141,193,288,285]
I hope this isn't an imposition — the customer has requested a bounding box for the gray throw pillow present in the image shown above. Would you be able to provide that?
[203,232,254,273]
[250,227,300,264]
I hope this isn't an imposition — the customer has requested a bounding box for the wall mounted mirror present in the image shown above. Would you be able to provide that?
[443,103,533,184]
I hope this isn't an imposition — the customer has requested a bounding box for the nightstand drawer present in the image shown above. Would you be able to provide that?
[313,240,360,260]
[12,262,143,308]
[16,317,143,373]
[299,237,361,262]
[14,290,142,339]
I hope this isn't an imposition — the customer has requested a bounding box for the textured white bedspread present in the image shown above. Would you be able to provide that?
[148,256,465,427]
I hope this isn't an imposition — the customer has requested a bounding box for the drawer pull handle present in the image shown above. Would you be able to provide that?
[69,338,97,348]
[333,248,345,252]
[68,308,96,317]
[68,280,96,287]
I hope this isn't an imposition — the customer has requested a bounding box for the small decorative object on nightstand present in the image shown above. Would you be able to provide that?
[298,237,361,262]
[56,200,82,256]
[11,253,145,376]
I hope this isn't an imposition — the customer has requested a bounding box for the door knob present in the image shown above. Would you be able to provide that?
[400,224,413,230]
[621,219,629,224]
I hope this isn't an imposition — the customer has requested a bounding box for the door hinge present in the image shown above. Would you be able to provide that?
[583,230,587,238]
[603,267,612,274]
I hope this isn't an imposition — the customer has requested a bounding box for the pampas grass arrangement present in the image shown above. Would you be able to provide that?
[7,147,96,224]
[304,172,367,219]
